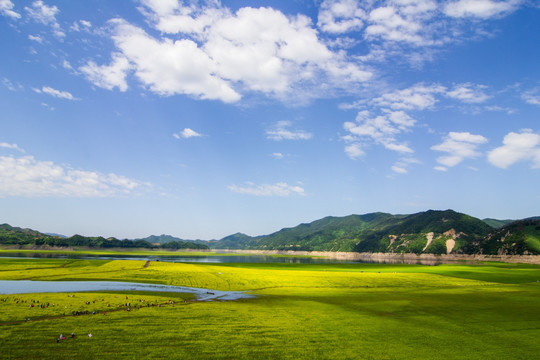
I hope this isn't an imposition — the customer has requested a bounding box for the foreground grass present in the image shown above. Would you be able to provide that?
[1,258,539,359]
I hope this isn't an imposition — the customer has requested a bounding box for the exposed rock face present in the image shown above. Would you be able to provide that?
[446,239,455,254]
[423,232,434,252]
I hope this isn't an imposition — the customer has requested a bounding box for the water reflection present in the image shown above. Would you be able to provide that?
[0,252,481,265]
[0,252,351,264]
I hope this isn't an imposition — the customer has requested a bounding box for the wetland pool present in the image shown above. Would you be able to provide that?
[0,280,254,301]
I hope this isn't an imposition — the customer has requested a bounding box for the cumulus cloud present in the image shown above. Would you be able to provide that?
[446,83,490,103]
[315,0,526,67]
[317,0,366,33]
[228,182,305,197]
[0,0,20,19]
[431,131,488,170]
[25,0,65,38]
[365,2,437,45]
[343,108,415,158]
[33,86,76,100]
[0,155,143,197]
[371,83,445,110]
[82,2,371,103]
[444,0,522,19]
[266,121,313,141]
[488,129,540,168]
[80,53,131,92]
[174,128,203,139]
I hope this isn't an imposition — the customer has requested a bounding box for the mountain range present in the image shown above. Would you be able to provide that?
[2,210,539,255]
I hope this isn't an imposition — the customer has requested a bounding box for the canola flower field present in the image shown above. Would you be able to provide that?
[1,254,539,359]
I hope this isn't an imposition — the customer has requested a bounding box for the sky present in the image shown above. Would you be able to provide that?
[0,0,539,240]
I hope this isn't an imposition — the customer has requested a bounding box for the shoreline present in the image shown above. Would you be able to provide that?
[1,245,539,264]
[217,249,540,265]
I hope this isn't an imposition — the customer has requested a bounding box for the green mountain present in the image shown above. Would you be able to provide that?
[3,211,539,255]
[209,210,494,254]
[472,218,540,255]
[482,218,515,229]
[0,223,59,245]
[207,233,253,249]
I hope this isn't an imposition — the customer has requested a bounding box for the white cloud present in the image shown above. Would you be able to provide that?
[371,83,445,110]
[110,19,241,102]
[174,128,203,139]
[266,121,313,141]
[228,182,305,197]
[317,0,366,33]
[522,89,540,106]
[344,143,365,159]
[2,78,23,91]
[0,155,143,198]
[315,0,526,67]
[0,0,20,19]
[343,109,414,157]
[28,34,44,43]
[431,131,488,168]
[446,83,490,103]
[33,86,76,100]
[71,19,92,32]
[488,129,540,169]
[271,152,284,159]
[0,142,25,153]
[444,0,522,19]
[80,53,132,92]
[84,2,372,104]
[391,157,420,174]
[25,0,65,38]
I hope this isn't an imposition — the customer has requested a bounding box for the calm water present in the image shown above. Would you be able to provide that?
[0,280,254,300]
[0,252,473,265]
[0,252,353,264]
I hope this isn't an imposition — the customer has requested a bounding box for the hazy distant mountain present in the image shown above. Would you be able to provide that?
[135,234,188,244]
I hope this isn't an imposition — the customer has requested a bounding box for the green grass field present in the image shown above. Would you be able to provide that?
[1,257,539,359]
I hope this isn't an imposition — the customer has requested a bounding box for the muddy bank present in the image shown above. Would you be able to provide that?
[217,249,540,265]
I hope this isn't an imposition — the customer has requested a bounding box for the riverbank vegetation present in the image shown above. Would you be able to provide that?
[1,257,540,359]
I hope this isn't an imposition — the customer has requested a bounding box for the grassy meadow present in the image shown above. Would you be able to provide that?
[1,256,540,359]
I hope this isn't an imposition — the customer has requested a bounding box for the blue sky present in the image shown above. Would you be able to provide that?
[1,0,539,239]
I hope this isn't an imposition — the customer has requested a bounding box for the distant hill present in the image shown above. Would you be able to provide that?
[0,224,208,250]
[133,234,209,250]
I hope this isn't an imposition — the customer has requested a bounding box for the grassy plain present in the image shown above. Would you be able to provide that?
[1,257,540,359]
